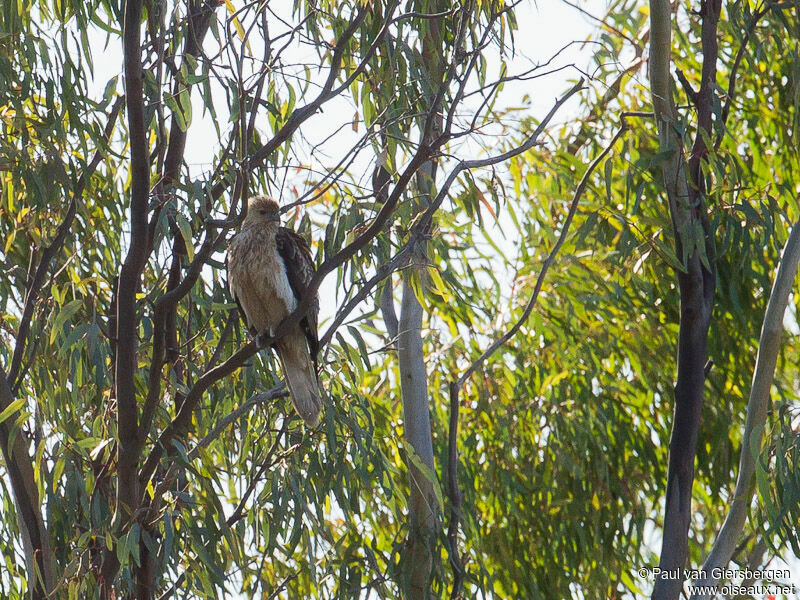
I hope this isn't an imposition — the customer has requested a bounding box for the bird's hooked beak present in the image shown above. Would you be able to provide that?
[267,213,281,222]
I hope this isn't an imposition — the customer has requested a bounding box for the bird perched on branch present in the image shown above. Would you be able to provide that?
[227,195,321,426]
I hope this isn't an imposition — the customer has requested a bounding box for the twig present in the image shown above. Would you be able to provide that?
[690,215,800,599]
[7,97,123,389]
[445,125,626,598]
[102,1,153,589]
[714,1,790,150]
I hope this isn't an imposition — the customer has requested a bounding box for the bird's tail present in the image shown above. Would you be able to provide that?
[277,333,322,427]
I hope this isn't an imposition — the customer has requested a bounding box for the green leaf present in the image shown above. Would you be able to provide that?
[164,93,187,132]
[179,86,193,129]
[176,214,194,261]
[50,299,83,345]
[653,236,686,273]
[407,449,444,514]
[101,75,118,108]
[0,398,25,425]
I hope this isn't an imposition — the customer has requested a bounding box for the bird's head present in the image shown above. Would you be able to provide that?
[244,195,281,228]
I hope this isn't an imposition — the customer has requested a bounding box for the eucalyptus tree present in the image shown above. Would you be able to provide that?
[421,0,800,597]
[495,1,800,598]
[3,0,799,599]
[0,1,575,598]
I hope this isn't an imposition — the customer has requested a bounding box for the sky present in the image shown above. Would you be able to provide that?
[84,1,599,178]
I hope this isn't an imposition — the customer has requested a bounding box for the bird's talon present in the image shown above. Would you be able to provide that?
[255,333,266,349]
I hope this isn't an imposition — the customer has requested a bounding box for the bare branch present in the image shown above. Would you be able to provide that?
[7,97,123,389]
[0,367,56,598]
[562,0,642,51]
[102,0,150,590]
[459,125,624,388]
[420,80,585,234]
[691,216,800,599]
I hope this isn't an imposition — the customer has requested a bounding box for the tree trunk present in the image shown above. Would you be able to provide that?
[0,370,56,599]
[395,5,446,597]
[648,2,720,599]
[399,254,437,598]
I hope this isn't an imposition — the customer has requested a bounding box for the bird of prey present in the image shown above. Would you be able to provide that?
[227,196,321,426]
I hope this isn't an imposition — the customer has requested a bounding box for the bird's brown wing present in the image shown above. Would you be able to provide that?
[276,227,319,363]
[225,250,252,335]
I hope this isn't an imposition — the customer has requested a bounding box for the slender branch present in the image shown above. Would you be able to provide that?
[139,342,258,485]
[190,385,287,461]
[320,243,412,350]
[102,0,149,591]
[420,80,585,234]
[561,0,642,51]
[675,68,699,104]
[443,113,625,600]
[0,367,56,598]
[446,381,464,598]
[142,385,287,523]
[458,125,625,388]
[7,97,123,389]
[690,216,800,599]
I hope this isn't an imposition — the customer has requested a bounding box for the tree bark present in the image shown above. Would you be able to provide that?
[399,254,437,599]
[399,127,441,600]
[102,0,149,595]
[0,369,56,599]
[396,5,445,598]
[648,2,720,599]
[691,219,800,599]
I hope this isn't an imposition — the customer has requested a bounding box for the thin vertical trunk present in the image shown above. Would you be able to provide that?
[648,2,720,599]
[102,0,149,596]
[0,370,56,599]
[116,0,148,525]
[399,256,437,598]
[395,6,445,598]
[691,220,800,598]
[399,151,440,600]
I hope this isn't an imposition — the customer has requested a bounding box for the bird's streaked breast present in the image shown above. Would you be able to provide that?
[228,227,296,335]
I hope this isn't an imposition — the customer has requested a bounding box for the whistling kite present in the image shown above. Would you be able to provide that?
[227,196,321,426]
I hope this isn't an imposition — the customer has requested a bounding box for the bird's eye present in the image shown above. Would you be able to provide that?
[259,210,267,215]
